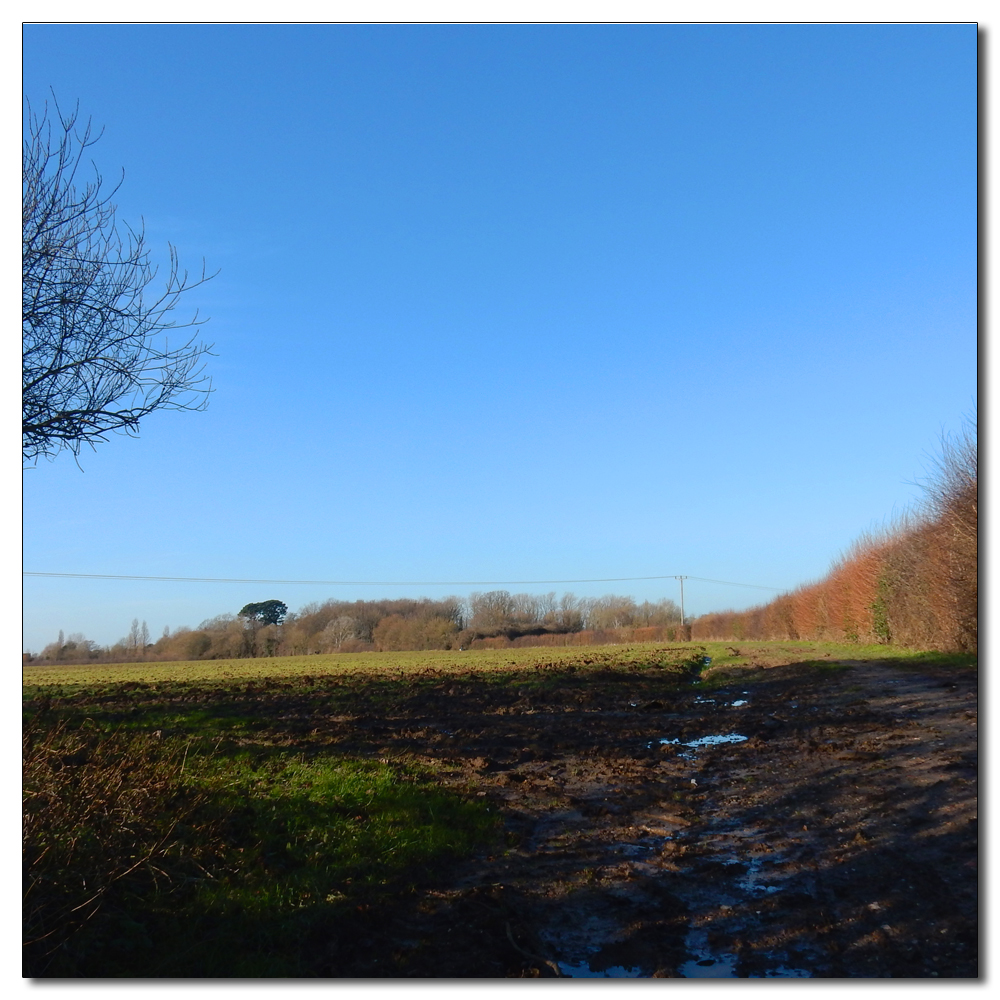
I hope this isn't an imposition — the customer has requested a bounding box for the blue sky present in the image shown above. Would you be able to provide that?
[22,23,977,652]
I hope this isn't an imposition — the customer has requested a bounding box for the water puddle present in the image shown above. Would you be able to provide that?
[557,938,809,979]
[612,835,671,859]
[735,855,782,896]
[648,733,749,758]
[680,951,811,977]
[680,957,738,977]
[679,928,738,977]
[678,907,814,977]
[756,965,812,977]
[538,819,815,978]
[693,693,750,708]
[558,960,642,977]
[684,733,748,749]
[539,712,814,979]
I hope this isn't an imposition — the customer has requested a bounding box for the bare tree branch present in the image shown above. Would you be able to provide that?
[23,94,217,463]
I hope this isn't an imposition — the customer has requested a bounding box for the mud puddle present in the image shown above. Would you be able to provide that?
[305,656,976,977]
[540,812,821,977]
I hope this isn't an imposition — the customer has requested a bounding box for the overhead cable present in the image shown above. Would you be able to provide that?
[23,571,783,591]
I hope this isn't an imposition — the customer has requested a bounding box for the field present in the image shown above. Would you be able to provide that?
[23,639,851,688]
[23,640,978,977]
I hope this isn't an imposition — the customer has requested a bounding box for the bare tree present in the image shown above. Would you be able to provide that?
[125,618,147,658]
[22,95,215,463]
[586,595,638,630]
[322,615,358,650]
[557,593,585,631]
[468,590,515,631]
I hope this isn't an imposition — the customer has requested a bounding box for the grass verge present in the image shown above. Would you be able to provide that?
[23,721,496,977]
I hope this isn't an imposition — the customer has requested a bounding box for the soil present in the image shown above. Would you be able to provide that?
[315,656,978,978]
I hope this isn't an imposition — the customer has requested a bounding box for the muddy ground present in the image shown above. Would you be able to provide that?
[308,655,978,978]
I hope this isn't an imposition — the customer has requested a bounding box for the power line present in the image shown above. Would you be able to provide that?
[683,576,783,592]
[23,571,783,591]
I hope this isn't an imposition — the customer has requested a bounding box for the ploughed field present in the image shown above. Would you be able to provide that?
[23,641,977,978]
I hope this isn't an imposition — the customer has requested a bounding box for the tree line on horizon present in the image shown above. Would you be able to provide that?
[27,416,976,665]
[27,591,686,665]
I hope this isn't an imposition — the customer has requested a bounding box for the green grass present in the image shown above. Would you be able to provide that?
[23,725,497,977]
[692,641,975,689]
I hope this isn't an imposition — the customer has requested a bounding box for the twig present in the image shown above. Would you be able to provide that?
[505,920,565,977]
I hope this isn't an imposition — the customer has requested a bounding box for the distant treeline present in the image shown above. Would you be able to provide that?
[27,419,976,664]
[692,420,977,651]
[28,592,684,664]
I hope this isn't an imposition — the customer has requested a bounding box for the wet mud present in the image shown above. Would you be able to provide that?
[289,657,977,977]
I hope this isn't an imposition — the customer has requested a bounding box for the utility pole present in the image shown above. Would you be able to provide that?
[674,576,687,626]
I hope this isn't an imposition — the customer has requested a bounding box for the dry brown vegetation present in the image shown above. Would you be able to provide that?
[29,593,685,665]
[693,420,977,651]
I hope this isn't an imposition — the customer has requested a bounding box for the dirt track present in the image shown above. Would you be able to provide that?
[317,657,977,978]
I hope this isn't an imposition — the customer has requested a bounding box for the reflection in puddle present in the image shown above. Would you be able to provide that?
[649,733,748,749]
[646,733,749,757]
[614,837,670,858]
[557,961,642,977]
[680,927,812,978]
[680,955,738,977]
[756,965,812,978]
[683,733,748,749]
[692,695,750,708]
[730,850,783,896]
[680,928,737,977]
